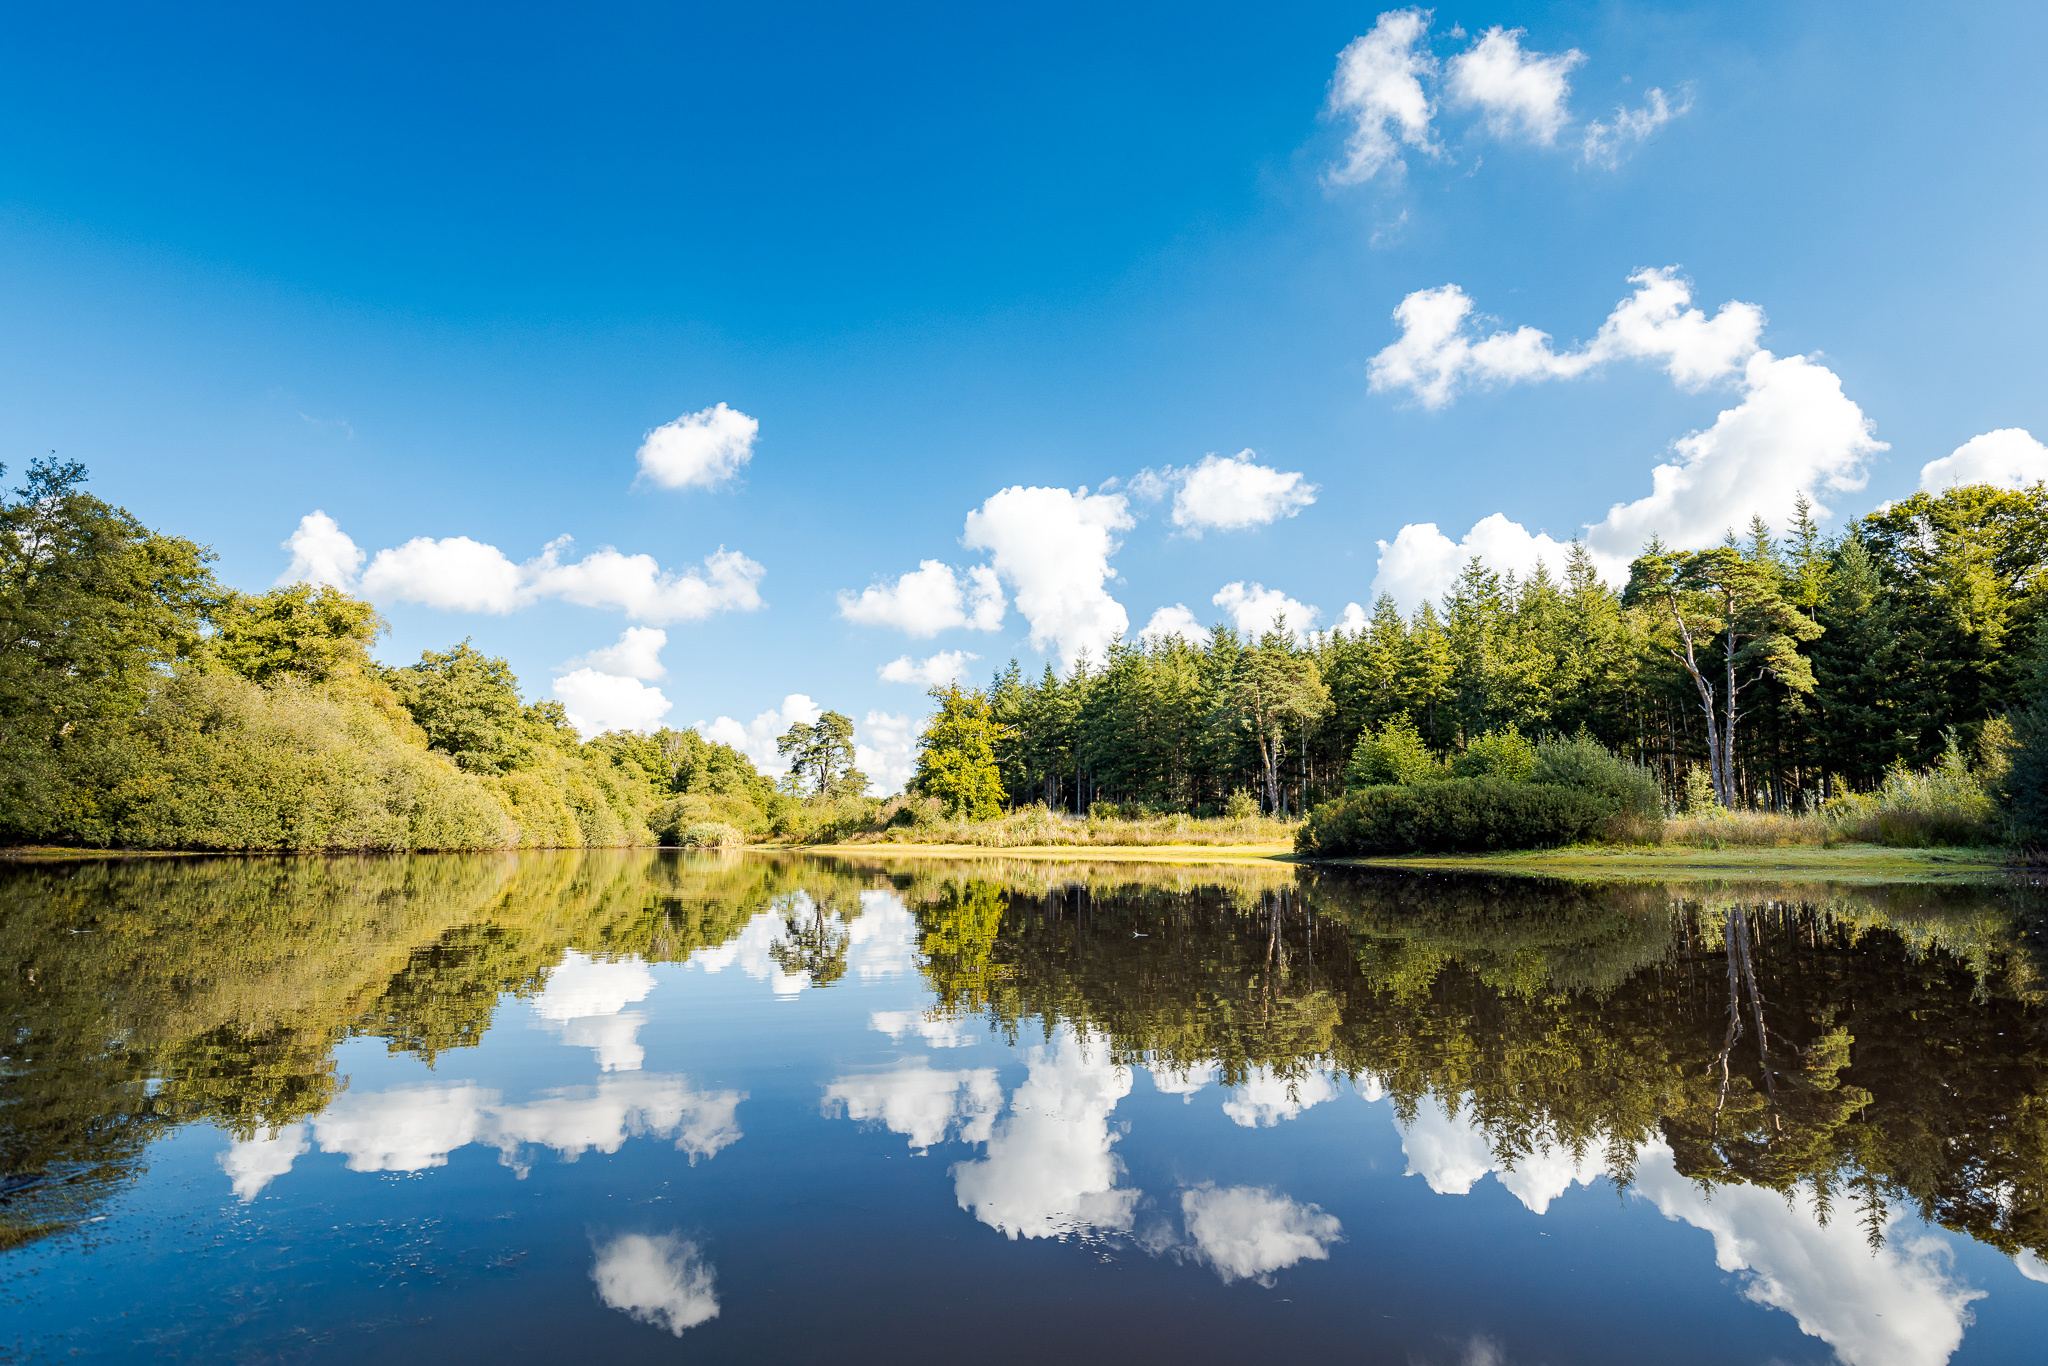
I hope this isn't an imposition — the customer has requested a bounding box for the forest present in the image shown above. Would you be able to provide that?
[3,458,2045,852]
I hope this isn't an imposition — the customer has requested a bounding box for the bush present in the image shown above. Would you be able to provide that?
[2005,701,2048,848]
[1343,715,1443,788]
[1297,778,1611,856]
[1452,726,1536,781]
[674,821,742,848]
[1223,789,1260,820]
[1530,732,1663,819]
[1827,731,1997,847]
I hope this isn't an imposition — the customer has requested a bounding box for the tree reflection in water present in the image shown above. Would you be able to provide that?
[3,849,2045,1292]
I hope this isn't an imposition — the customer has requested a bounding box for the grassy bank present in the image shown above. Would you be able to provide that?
[1326,842,2015,883]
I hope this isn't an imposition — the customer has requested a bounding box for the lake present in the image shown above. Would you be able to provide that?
[4,850,2046,1364]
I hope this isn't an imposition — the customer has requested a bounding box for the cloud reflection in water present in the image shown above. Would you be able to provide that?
[591,1233,719,1335]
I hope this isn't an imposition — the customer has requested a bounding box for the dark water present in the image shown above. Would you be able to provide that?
[4,852,2047,1365]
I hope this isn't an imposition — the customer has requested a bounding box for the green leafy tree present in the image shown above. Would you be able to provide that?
[1625,542,1823,806]
[205,584,384,684]
[0,459,215,838]
[1344,713,1442,788]
[385,640,537,774]
[1220,642,1329,815]
[777,709,863,797]
[912,684,1008,818]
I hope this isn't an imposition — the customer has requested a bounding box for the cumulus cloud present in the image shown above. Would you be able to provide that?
[824,1062,1003,1152]
[562,627,668,681]
[1326,8,1441,184]
[360,535,525,613]
[839,560,1005,637]
[1633,1143,1986,1366]
[532,952,658,1072]
[1366,269,1883,604]
[879,650,979,687]
[271,1076,745,1188]
[952,1030,1138,1241]
[218,1124,309,1202]
[1138,604,1210,648]
[1333,602,1370,633]
[591,1234,719,1336]
[1133,451,1319,535]
[338,522,765,625]
[1371,515,1575,613]
[691,905,821,997]
[525,541,766,623]
[1446,27,1584,145]
[856,710,919,795]
[1369,267,1765,409]
[1213,582,1321,641]
[1149,1063,1219,1099]
[635,402,758,491]
[1581,87,1691,167]
[696,694,821,774]
[965,486,1135,670]
[1918,428,2048,492]
[554,669,673,738]
[1221,1068,1341,1128]
[871,1009,981,1049]
[276,511,364,589]
[1180,1185,1343,1286]
[1394,1098,1609,1214]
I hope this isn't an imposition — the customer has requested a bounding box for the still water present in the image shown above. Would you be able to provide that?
[4,851,2047,1364]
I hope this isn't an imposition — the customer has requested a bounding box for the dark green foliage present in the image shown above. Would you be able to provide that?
[384,640,537,774]
[1296,778,1611,856]
[1531,732,1663,819]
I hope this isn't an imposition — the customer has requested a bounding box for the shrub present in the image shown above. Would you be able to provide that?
[2005,701,2048,849]
[1223,789,1260,820]
[1343,715,1443,788]
[1530,732,1663,820]
[1452,726,1536,782]
[1827,732,1997,847]
[1297,778,1611,856]
[674,821,742,848]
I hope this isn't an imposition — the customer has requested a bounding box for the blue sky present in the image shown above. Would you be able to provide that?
[4,2,2045,788]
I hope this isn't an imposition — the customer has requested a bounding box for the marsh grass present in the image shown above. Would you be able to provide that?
[818,800,1298,848]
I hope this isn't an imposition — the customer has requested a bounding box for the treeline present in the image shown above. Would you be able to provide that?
[0,460,785,850]
[963,488,2048,832]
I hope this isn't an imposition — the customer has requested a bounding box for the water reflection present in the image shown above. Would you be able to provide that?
[591,1232,719,1335]
[4,850,2047,1364]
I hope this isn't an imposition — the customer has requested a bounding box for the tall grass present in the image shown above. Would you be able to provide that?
[787,797,1299,848]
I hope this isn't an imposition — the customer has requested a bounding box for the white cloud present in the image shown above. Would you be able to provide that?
[218,1124,309,1202]
[951,1030,1138,1241]
[532,952,658,1072]
[839,560,1005,637]
[1582,87,1690,167]
[591,1234,719,1336]
[1326,8,1441,184]
[1213,582,1321,641]
[1633,1143,1986,1366]
[1334,602,1369,633]
[554,669,673,738]
[1366,269,1883,603]
[879,650,979,687]
[635,402,758,491]
[1221,1068,1341,1128]
[824,1062,1003,1152]
[562,626,668,681]
[1180,1184,1343,1286]
[310,1083,496,1173]
[276,511,364,589]
[690,906,819,996]
[1369,267,1765,410]
[525,541,766,623]
[845,889,922,979]
[871,1009,980,1049]
[1446,27,1584,145]
[696,693,821,774]
[490,1075,744,1172]
[856,709,920,795]
[964,485,1135,670]
[1919,427,2048,492]
[345,523,765,625]
[1134,451,1318,535]
[2017,1250,2048,1284]
[360,535,525,613]
[1370,515,1575,613]
[1391,1092,1610,1214]
[1148,1063,1218,1099]
[1138,604,1210,648]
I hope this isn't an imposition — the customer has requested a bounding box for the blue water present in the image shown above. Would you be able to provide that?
[4,856,2045,1365]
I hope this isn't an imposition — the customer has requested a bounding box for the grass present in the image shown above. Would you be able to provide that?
[793,804,1302,850]
[1330,841,2013,883]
